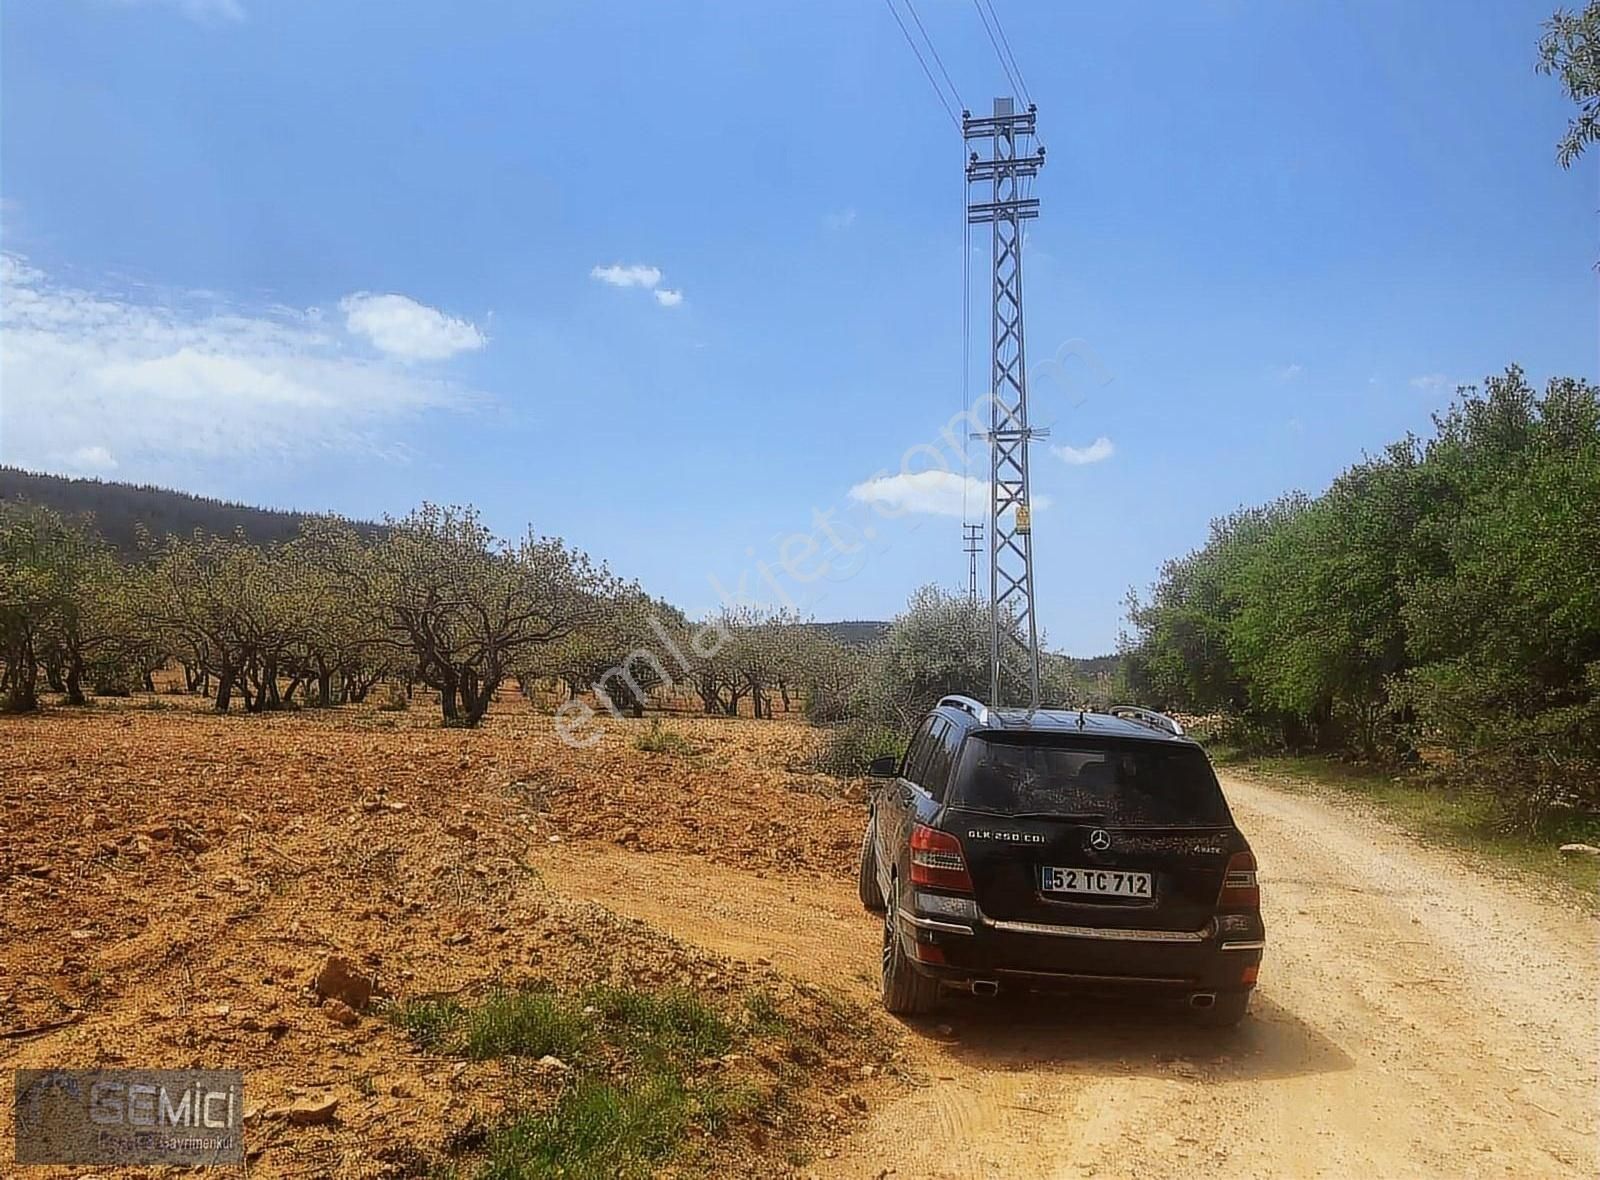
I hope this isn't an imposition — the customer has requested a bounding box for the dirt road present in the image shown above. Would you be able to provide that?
[539,771,1599,1179]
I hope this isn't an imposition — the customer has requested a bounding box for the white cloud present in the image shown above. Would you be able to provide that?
[847,470,1052,518]
[590,262,686,308]
[1410,373,1452,392]
[590,264,663,289]
[67,445,118,473]
[113,0,245,21]
[339,292,485,362]
[825,208,858,230]
[1052,437,1115,466]
[1273,363,1304,381]
[0,253,472,475]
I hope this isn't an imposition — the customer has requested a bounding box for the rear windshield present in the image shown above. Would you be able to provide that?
[949,736,1231,827]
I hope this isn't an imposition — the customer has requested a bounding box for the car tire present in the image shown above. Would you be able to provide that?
[881,888,940,1015]
[1192,990,1251,1029]
[858,818,885,913]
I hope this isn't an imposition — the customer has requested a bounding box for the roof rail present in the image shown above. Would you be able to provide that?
[1108,705,1185,738]
[938,694,991,725]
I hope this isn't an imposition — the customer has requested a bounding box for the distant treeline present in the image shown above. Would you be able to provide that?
[0,467,382,556]
[1123,366,1599,823]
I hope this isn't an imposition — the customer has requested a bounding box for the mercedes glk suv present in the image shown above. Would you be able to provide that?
[859,697,1264,1026]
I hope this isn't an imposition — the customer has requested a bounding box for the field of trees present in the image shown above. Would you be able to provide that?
[0,485,1113,761]
[1123,367,1600,830]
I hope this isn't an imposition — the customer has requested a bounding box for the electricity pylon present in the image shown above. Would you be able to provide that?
[963,522,984,601]
[965,97,1045,711]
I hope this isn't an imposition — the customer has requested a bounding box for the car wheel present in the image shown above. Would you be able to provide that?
[1192,990,1251,1029]
[858,818,885,913]
[881,887,940,1015]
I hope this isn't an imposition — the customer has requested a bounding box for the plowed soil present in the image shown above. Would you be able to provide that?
[0,703,895,1177]
[3,701,1596,1179]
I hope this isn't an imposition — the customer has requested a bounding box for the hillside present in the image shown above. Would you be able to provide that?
[801,619,890,647]
[0,467,378,556]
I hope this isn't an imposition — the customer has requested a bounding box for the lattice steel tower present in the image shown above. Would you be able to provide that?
[965,97,1045,711]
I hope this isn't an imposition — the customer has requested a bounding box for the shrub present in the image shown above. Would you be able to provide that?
[634,719,694,755]
[810,720,904,778]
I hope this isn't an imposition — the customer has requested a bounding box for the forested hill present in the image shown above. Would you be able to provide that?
[801,620,890,647]
[0,467,380,555]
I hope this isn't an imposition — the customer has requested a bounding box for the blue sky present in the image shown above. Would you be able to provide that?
[1,0,1593,654]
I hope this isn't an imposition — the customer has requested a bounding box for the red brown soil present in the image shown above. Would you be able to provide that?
[0,701,896,1178]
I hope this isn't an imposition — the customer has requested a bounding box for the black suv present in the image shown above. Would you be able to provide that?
[859,697,1264,1026]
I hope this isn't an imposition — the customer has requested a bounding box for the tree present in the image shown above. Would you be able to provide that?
[1539,3,1600,166]
[1396,370,1600,819]
[1121,365,1600,823]
[279,526,390,706]
[0,505,136,711]
[352,505,621,726]
[533,592,684,716]
[1123,497,1307,719]
[141,531,292,712]
[852,585,1030,730]
[0,506,66,712]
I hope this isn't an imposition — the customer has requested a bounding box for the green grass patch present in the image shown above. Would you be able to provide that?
[478,1075,689,1180]
[388,982,830,1177]
[464,988,595,1062]
[633,720,696,755]
[387,995,467,1052]
[586,985,733,1065]
[740,989,788,1036]
[1227,752,1600,897]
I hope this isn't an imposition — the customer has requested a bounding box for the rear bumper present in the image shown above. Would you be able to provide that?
[898,908,1263,996]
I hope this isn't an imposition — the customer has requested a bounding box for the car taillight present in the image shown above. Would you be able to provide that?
[1218,851,1259,910]
[910,824,973,892]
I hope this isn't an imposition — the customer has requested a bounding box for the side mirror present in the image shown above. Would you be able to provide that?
[868,754,899,778]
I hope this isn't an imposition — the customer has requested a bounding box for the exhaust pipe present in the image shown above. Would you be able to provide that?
[971,980,999,997]
[1188,992,1217,1009]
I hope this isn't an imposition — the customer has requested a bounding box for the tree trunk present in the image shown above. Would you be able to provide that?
[464,676,498,726]
[214,667,236,712]
[262,660,282,710]
[64,659,85,706]
[4,649,39,713]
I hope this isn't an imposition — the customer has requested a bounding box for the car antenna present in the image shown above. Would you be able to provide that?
[1077,708,1086,728]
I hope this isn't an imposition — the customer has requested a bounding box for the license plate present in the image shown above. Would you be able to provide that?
[1040,865,1153,898]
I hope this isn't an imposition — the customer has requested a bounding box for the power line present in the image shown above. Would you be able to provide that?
[981,0,1032,106]
[884,0,960,131]
[970,0,1024,103]
[904,0,964,116]
[962,138,972,527]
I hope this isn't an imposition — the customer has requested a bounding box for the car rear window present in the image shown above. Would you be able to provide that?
[949,735,1231,827]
